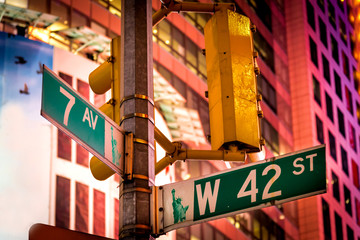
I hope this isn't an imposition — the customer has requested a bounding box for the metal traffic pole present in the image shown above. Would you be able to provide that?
[119,0,154,239]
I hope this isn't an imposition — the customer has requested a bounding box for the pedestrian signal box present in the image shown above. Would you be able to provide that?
[204,9,263,152]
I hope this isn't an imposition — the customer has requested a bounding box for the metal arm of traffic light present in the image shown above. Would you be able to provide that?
[153,0,235,26]
[154,126,245,175]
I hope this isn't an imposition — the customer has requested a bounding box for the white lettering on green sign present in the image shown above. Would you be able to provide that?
[196,179,220,216]
[59,86,75,126]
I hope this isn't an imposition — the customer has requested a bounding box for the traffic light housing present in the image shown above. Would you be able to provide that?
[204,9,262,152]
[89,36,121,180]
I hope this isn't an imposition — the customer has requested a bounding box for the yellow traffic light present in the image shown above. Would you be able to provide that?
[89,36,121,180]
[204,9,262,152]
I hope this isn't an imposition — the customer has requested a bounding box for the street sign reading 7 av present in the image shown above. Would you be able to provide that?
[154,145,326,233]
[41,65,124,176]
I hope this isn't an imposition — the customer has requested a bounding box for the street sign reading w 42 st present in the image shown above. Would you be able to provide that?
[154,145,326,233]
[41,66,124,176]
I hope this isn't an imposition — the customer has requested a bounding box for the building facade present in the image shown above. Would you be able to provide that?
[0,0,359,239]
[287,0,360,239]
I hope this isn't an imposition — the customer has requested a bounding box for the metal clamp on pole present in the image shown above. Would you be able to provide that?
[153,0,235,26]
[120,113,155,126]
[119,94,154,107]
[119,224,152,239]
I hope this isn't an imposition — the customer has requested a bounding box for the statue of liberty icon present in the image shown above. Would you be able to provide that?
[172,189,189,224]
[111,126,121,166]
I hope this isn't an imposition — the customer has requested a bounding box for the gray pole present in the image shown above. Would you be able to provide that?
[119,0,154,239]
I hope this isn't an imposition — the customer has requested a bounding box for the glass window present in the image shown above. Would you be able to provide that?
[173,75,186,98]
[313,75,321,106]
[352,160,360,189]
[75,182,89,232]
[309,36,318,67]
[337,0,345,11]
[347,225,354,240]
[98,0,109,8]
[109,6,121,17]
[187,88,199,110]
[354,67,360,95]
[349,122,356,152]
[342,51,350,80]
[319,17,328,47]
[328,2,336,29]
[77,79,89,100]
[59,72,73,86]
[306,0,316,30]
[339,18,347,44]
[247,0,272,32]
[332,171,340,202]
[157,20,171,52]
[331,35,339,64]
[185,38,198,71]
[71,10,88,27]
[322,198,331,240]
[261,119,279,154]
[335,71,342,99]
[195,13,210,31]
[50,0,70,25]
[338,108,345,137]
[325,92,334,122]
[57,129,71,161]
[154,20,207,81]
[277,95,292,130]
[172,27,185,62]
[273,16,287,53]
[322,54,330,83]
[76,144,89,167]
[329,130,337,161]
[275,54,290,91]
[198,50,207,80]
[316,115,324,144]
[345,87,353,114]
[253,32,275,72]
[157,64,172,83]
[317,0,325,12]
[356,199,360,226]
[335,211,343,239]
[357,102,360,125]
[99,0,121,17]
[258,75,277,113]
[182,12,211,34]
[199,99,210,139]
[93,189,105,236]
[344,184,352,216]
[56,175,70,228]
[341,146,349,175]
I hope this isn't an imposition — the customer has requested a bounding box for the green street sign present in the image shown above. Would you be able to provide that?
[41,66,124,175]
[155,145,326,233]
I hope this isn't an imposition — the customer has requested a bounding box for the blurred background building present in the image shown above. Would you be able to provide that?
[0,0,359,239]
